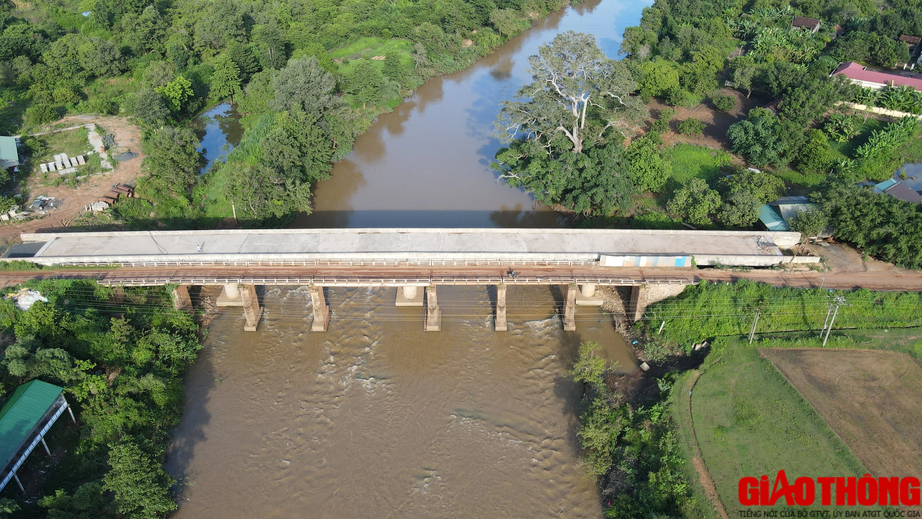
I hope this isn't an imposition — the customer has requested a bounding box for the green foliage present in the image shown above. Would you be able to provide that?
[626,136,671,192]
[639,280,922,348]
[789,206,829,240]
[667,178,721,226]
[664,144,732,184]
[824,113,860,143]
[104,440,177,518]
[0,281,200,515]
[348,59,384,109]
[209,54,242,101]
[632,211,683,229]
[711,93,735,112]
[812,180,922,269]
[495,31,645,155]
[270,56,339,116]
[25,103,61,126]
[155,75,193,114]
[141,126,202,196]
[126,89,169,127]
[567,342,696,516]
[676,117,704,137]
[567,341,609,392]
[794,128,833,175]
[854,116,919,160]
[727,108,796,167]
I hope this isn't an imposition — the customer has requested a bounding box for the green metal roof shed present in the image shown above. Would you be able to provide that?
[0,137,18,169]
[759,204,789,231]
[0,380,74,492]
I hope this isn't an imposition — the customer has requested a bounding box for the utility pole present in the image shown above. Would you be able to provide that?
[748,308,761,344]
[822,296,846,347]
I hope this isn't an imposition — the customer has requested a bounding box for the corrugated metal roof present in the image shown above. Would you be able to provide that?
[884,182,922,203]
[0,381,63,466]
[876,179,899,191]
[0,137,17,164]
[759,204,789,231]
[833,62,922,91]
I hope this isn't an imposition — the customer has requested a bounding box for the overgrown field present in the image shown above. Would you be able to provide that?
[640,280,922,355]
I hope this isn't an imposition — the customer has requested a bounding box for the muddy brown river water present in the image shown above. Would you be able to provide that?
[168,0,650,516]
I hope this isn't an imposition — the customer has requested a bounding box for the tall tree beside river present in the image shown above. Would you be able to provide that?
[492,31,646,215]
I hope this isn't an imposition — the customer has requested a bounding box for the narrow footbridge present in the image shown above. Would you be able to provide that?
[5,228,808,332]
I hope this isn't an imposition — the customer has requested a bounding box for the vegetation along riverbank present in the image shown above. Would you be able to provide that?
[569,280,922,516]
[1,0,578,229]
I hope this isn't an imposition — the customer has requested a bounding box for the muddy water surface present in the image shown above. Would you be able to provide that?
[167,287,637,518]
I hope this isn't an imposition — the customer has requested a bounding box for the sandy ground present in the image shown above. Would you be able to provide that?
[760,348,922,481]
[0,115,144,243]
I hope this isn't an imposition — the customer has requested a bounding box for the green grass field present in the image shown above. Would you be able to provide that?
[664,144,732,185]
[687,340,872,514]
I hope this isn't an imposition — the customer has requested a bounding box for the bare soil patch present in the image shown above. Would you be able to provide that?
[649,90,766,155]
[760,348,922,479]
[0,115,143,243]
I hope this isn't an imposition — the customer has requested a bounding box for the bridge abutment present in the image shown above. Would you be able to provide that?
[309,285,330,332]
[241,284,263,331]
[495,284,507,332]
[563,284,577,332]
[424,286,441,332]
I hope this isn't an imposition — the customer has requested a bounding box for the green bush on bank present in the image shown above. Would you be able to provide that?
[567,343,700,518]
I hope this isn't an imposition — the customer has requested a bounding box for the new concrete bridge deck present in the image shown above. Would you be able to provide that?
[12,228,805,267]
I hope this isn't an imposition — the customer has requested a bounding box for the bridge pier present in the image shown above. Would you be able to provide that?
[241,284,262,331]
[309,285,330,332]
[495,284,507,332]
[629,285,646,322]
[424,285,441,332]
[217,282,244,307]
[396,285,424,307]
[172,285,193,313]
[563,284,577,332]
[576,283,603,306]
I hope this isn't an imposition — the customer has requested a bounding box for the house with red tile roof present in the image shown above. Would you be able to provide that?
[832,62,922,91]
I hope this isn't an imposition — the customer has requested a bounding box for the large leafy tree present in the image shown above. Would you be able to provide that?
[667,178,721,226]
[103,440,176,519]
[270,56,339,116]
[492,31,644,214]
[209,54,242,102]
[495,30,645,154]
[140,126,202,195]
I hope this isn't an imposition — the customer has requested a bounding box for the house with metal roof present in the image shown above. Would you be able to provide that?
[833,62,922,91]
[0,380,75,492]
[864,179,922,203]
[792,16,821,33]
[0,137,18,170]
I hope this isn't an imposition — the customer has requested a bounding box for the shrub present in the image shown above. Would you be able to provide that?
[712,93,736,112]
[677,118,705,137]
[25,104,61,126]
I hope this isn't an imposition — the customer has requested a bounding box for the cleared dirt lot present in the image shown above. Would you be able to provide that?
[0,115,143,242]
[761,348,922,479]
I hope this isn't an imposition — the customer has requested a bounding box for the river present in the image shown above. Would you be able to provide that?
[167,1,650,517]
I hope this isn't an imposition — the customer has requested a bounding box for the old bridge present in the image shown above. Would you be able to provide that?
[5,228,810,332]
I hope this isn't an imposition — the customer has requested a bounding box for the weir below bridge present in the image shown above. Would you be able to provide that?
[5,228,808,332]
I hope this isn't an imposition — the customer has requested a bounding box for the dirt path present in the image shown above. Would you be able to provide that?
[650,89,766,156]
[682,370,730,519]
[0,115,144,243]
